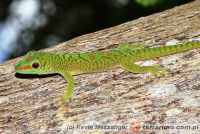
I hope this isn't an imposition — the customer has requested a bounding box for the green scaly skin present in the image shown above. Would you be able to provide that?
[15,41,200,102]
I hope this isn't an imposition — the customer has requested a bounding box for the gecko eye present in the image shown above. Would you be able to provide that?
[32,62,40,69]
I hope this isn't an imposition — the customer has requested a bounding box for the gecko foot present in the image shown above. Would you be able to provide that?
[58,97,71,113]
[150,66,171,77]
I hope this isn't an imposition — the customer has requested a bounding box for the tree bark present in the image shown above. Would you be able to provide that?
[1,1,200,134]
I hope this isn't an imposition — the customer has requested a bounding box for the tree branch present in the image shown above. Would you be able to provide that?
[1,1,200,133]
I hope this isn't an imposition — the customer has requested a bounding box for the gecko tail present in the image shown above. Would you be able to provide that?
[135,41,200,60]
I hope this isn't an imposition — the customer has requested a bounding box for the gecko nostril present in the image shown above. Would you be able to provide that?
[15,65,18,70]
[15,64,21,70]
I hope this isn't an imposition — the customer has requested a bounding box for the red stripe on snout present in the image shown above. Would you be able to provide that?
[19,66,32,70]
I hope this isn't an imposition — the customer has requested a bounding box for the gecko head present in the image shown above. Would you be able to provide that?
[15,51,53,75]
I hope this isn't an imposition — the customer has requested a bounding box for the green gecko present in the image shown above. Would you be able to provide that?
[15,41,200,102]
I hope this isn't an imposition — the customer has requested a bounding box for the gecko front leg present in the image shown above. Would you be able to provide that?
[60,71,75,103]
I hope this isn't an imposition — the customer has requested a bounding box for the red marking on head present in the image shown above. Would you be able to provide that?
[19,66,32,70]
[107,52,112,56]
[25,54,32,62]
[99,52,104,55]
[89,54,95,60]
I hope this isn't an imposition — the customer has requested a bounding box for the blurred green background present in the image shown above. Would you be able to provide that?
[0,0,193,62]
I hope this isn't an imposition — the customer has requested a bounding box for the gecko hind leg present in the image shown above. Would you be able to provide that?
[121,63,170,77]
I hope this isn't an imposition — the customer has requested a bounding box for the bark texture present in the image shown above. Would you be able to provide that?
[1,1,200,134]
